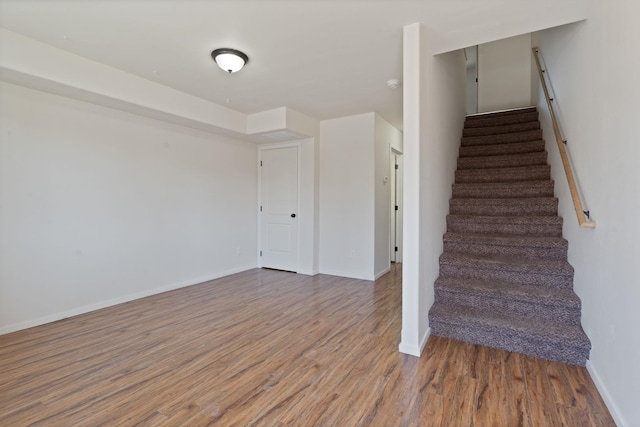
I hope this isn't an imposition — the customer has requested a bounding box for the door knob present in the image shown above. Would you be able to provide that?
[291,213,296,218]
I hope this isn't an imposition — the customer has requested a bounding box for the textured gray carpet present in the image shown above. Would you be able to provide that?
[428,107,591,366]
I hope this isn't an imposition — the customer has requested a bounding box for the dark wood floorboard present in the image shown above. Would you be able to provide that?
[0,264,615,426]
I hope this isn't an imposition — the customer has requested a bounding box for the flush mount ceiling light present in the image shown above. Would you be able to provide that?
[211,48,249,73]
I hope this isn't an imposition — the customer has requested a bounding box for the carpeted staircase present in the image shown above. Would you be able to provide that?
[428,107,591,366]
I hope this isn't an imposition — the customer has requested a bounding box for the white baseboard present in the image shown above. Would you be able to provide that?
[586,360,627,427]
[0,265,257,336]
[296,268,320,276]
[317,268,374,281]
[374,266,391,280]
[399,327,431,357]
[419,327,431,354]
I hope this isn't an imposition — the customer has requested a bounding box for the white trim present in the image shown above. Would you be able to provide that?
[587,360,628,427]
[318,269,374,282]
[0,265,257,336]
[374,266,391,280]
[399,327,431,357]
[257,141,301,151]
[296,268,319,276]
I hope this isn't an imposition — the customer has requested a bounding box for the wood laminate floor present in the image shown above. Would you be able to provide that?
[0,264,615,426]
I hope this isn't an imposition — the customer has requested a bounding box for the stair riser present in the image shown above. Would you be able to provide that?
[439,264,574,289]
[443,242,567,260]
[455,167,551,183]
[457,152,547,170]
[435,289,580,326]
[429,320,588,365]
[449,201,558,217]
[446,220,563,237]
[462,130,543,147]
[465,111,539,128]
[452,185,554,199]
[459,140,545,158]
[463,121,541,137]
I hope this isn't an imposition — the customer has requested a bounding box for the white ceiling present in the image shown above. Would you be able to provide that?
[0,1,586,131]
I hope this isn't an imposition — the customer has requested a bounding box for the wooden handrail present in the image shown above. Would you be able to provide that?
[532,47,596,228]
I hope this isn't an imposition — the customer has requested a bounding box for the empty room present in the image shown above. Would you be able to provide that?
[1,1,638,425]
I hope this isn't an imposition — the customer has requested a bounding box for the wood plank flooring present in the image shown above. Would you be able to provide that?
[0,264,615,426]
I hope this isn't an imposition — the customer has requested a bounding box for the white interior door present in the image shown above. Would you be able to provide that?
[390,152,397,263]
[260,146,298,272]
[465,45,479,115]
[395,154,403,262]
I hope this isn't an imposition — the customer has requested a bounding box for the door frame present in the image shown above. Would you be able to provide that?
[258,141,302,272]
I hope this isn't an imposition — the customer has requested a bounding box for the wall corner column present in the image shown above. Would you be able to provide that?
[399,23,426,357]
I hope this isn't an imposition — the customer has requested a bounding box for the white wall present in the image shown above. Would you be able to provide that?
[0,82,258,334]
[429,0,587,55]
[478,33,532,112]
[400,23,467,356]
[319,112,401,281]
[319,113,375,280]
[419,45,467,350]
[374,114,403,279]
[296,137,319,275]
[400,23,426,356]
[532,3,640,425]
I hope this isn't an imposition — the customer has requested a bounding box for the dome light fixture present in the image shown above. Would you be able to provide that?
[211,48,249,73]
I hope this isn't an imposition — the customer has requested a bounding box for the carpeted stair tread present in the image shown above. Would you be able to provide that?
[461,129,543,147]
[463,121,541,137]
[428,302,591,365]
[465,109,538,128]
[444,232,567,252]
[435,276,581,309]
[430,302,590,347]
[457,151,548,170]
[434,281,580,326]
[459,140,546,158]
[449,197,558,216]
[455,165,551,183]
[439,253,574,288]
[452,181,555,199]
[447,214,563,237]
[440,252,574,277]
[444,230,566,260]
